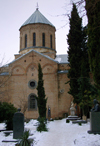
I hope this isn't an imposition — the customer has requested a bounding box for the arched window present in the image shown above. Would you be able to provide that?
[28,94,37,110]
[25,34,27,48]
[42,33,45,47]
[33,33,36,46]
[50,35,52,48]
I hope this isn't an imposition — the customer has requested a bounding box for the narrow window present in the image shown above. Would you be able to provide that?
[28,94,37,110]
[42,33,45,47]
[25,34,27,48]
[50,35,52,48]
[33,33,36,46]
[20,37,22,48]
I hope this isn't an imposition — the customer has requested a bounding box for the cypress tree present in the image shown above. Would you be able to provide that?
[77,26,90,97]
[85,0,100,88]
[67,3,83,104]
[36,63,47,119]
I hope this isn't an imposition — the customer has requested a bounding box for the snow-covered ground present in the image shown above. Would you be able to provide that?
[0,118,100,146]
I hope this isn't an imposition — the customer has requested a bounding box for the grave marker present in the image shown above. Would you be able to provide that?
[13,108,24,139]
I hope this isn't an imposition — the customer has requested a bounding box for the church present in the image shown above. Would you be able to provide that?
[0,8,72,119]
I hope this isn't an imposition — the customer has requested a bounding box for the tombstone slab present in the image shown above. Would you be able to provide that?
[88,112,100,134]
[13,109,24,139]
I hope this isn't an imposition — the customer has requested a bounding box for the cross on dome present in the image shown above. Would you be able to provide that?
[36,2,39,10]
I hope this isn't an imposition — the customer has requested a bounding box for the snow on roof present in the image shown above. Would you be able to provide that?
[58,70,68,74]
[55,54,68,64]
[0,72,9,76]
[8,49,59,65]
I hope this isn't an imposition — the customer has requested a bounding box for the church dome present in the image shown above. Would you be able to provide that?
[20,8,55,29]
[19,8,56,59]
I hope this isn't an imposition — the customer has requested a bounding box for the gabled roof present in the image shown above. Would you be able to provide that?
[8,49,59,65]
[8,51,68,66]
[20,8,55,29]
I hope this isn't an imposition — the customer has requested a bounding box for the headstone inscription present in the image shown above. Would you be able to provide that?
[13,108,24,139]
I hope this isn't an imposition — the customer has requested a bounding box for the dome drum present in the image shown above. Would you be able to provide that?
[20,23,56,56]
[19,9,56,58]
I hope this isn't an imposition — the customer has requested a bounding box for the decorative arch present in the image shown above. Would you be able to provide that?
[42,63,56,74]
[25,63,38,73]
[11,65,25,75]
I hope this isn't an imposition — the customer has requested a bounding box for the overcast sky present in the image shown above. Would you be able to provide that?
[0,0,86,65]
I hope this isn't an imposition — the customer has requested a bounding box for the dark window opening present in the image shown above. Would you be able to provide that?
[20,37,22,48]
[25,34,27,48]
[33,33,36,46]
[42,33,45,47]
[28,80,37,89]
[50,35,52,48]
[30,81,35,87]
[29,94,37,109]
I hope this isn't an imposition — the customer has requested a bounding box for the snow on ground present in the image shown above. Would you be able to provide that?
[0,118,100,146]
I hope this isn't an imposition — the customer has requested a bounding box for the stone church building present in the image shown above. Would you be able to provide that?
[0,8,72,119]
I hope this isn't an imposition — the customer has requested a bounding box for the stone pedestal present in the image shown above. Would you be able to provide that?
[88,112,100,134]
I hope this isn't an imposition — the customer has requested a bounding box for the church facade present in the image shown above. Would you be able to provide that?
[0,8,72,119]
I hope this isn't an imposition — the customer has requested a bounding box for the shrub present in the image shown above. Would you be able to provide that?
[78,122,82,126]
[66,119,70,123]
[37,117,48,132]
[0,102,17,130]
[17,130,33,146]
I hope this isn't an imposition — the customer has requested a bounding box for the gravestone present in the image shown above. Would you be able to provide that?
[88,99,100,134]
[13,108,24,139]
[88,112,100,134]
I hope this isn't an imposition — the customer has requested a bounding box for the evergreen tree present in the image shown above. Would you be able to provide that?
[77,26,98,116]
[67,3,83,104]
[81,26,90,73]
[85,0,100,88]
[36,63,47,119]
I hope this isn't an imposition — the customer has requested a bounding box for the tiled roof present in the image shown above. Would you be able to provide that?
[20,9,55,28]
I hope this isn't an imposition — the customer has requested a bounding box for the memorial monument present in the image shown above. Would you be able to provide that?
[88,99,100,134]
[66,102,80,121]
